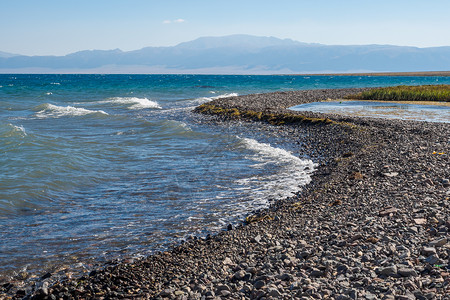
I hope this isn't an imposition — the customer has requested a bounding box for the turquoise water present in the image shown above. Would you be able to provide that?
[1,74,450,279]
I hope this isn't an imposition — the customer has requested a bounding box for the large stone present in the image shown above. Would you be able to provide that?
[253,280,265,289]
[425,255,439,265]
[267,288,282,297]
[160,289,174,297]
[380,265,398,276]
[379,207,399,217]
[233,270,246,281]
[383,172,398,177]
[398,268,418,277]
[421,247,437,256]
[216,284,231,292]
[413,218,427,225]
[310,268,324,277]
[429,238,447,247]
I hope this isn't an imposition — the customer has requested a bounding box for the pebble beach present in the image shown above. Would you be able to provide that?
[2,88,449,299]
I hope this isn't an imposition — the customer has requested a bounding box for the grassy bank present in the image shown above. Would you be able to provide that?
[194,104,335,125]
[346,84,450,102]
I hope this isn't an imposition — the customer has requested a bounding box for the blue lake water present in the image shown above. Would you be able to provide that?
[290,100,450,123]
[1,74,450,279]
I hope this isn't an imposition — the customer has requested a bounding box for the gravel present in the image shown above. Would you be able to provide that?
[2,88,449,299]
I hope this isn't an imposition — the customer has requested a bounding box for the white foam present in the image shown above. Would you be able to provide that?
[212,93,239,100]
[3,123,27,137]
[234,137,316,206]
[189,93,239,106]
[103,97,161,110]
[35,103,108,119]
[13,125,27,136]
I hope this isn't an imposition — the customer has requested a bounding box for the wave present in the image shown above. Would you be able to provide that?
[212,93,239,99]
[34,103,108,119]
[189,93,239,106]
[12,125,27,136]
[236,137,316,203]
[102,97,161,110]
[0,123,27,138]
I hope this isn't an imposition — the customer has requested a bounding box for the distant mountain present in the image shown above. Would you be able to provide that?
[0,51,20,58]
[175,34,308,50]
[1,35,450,74]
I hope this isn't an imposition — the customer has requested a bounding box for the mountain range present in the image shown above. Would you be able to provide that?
[1,34,450,74]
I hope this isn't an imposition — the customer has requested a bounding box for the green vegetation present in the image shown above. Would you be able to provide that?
[245,213,273,224]
[347,85,450,102]
[194,104,335,126]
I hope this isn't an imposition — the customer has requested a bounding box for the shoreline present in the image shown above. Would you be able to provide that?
[2,88,449,299]
[289,71,450,77]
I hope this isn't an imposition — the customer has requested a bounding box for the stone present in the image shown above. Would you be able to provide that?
[216,284,231,292]
[204,290,215,297]
[298,240,309,247]
[310,268,324,277]
[233,270,246,281]
[222,257,233,265]
[413,218,427,225]
[424,178,434,185]
[160,289,174,297]
[380,265,397,276]
[398,268,418,277]
[253,280,265,289]
[336,295,352,300]
[220,290,231,297]
[277,273,293,281]
[241,284,252,293]
[383,172,398,177]
[365,292,377,300]
[337,264,349,274]
[252,235,262,244]
[348,289,358,300]
[425,254,439,265]
[267,288,282,297]
[194,284,207,293]
[421,247,437,256]
[429,237,447,247]
[379,207,398,217]
[366,237,379,244]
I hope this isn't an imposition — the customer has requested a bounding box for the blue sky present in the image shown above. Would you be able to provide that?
[2,0,450,56]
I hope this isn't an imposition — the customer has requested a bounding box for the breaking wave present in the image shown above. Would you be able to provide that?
[102,97,162,110]
[34,103,108,119]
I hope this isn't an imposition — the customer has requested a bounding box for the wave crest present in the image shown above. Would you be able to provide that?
[190,93,239,106]
[34,104,108,119]
[236,137,316,201]
[104,97,162,110]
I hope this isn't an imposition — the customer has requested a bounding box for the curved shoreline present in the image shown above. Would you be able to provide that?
[3,88,449,299]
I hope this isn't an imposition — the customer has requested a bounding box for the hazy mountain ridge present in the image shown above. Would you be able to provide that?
[0,51,20,58]
[1,35,450,74]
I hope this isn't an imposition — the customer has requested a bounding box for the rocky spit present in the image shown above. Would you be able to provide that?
[1,88,449,299]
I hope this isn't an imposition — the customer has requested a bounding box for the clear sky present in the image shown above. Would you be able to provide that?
[2,0,450,56]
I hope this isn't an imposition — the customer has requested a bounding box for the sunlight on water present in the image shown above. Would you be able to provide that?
[1,74,450,280]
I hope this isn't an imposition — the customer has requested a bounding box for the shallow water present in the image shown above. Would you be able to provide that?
[290,100,450,123]
[2,74,450,280]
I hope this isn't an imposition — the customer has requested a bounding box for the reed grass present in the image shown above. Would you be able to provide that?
[347,85,450,102]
